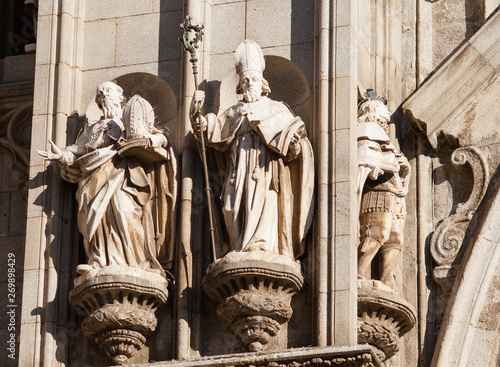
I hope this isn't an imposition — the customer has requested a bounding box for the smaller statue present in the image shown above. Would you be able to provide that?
[357,90,411,289]
[38,81,177,277]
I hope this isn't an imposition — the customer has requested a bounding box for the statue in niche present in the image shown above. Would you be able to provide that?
[38,81,177,277]
[190,39,314,260]
[357,90,411,289]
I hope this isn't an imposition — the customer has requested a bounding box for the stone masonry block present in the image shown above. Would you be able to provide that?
[23,216,42,271]
[334,181,353,236]
[8,190,27,236]
[334,235,356,291]
[334,25,353,78]
[334,288,357,344]
[34,14,57,67]
[334,128,353,183]
[152,0,183,12]
[20,269,42,325]
[85,0,152,21]
[32,66,52,116]
[334,76,356,130]
[82,19,116,70]
[158,10,183,62]
[246,0,314,48]
[210,2,246,55]
[0,192,9,237]
[336,0,353,28]
[115,11,182,67]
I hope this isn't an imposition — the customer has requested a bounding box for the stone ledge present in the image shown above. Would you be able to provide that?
[134,345,382,367]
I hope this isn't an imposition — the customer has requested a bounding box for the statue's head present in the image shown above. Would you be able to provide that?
[235,40,271,102]
[95,81,125,119]
[357,98,391,134]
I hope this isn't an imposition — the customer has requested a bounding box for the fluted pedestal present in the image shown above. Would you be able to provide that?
[69,266,169,365]
[203,251,303,352]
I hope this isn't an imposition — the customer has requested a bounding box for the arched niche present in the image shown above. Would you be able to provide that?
[85,73,179,145]
[209,56,311,129]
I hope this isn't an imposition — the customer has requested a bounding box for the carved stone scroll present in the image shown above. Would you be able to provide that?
[430,146,489,295]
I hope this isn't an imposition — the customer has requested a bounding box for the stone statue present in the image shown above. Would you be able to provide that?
[356,91,411,289]
[38,81,177,277]
[190,40,314,260]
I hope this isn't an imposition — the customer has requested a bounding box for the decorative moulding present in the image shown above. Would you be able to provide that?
[139,345,382,367]
[403,9,500,150]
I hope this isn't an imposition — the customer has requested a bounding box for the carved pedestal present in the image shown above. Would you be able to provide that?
[202,251,303,352]
[357,280,416,362]
[69,266,169,365]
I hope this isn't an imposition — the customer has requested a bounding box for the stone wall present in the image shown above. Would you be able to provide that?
[4,1,500,366]
[0,53,34,366]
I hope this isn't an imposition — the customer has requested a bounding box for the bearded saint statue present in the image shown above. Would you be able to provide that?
[190,40,314,260]
[38,81,177,276]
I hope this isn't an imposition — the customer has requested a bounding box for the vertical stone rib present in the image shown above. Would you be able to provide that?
[315,0,331,348]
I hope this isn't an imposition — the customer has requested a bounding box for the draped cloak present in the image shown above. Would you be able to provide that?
[204,96,314,259]
[58,118,177,275]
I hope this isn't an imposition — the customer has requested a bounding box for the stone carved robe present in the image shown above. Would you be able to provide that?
[204,96,314,258]
[58,117,177,275]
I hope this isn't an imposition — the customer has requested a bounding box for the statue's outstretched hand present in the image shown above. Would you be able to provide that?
[37,140,63,161]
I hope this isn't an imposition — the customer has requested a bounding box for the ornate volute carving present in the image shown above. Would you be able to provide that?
[430,146,489,295]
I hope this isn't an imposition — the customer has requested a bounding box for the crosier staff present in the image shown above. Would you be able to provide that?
[179,16,217,262]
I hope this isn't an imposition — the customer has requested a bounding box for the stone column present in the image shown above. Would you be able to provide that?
[314,0,359,347]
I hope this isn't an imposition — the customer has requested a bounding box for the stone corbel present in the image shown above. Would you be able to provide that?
[430,146,489,296]
[69,267,169,365]
[202,251,303,352]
